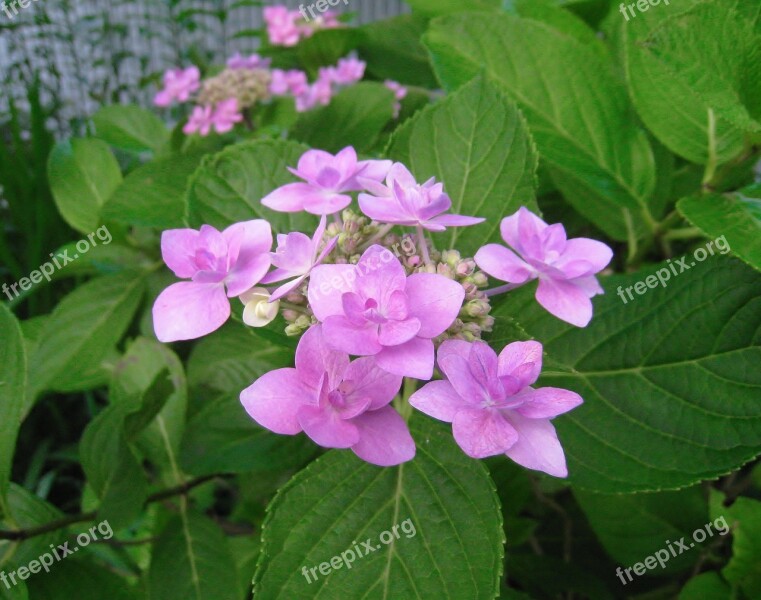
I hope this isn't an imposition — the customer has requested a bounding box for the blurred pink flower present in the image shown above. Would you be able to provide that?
[308,245,465,380]
[154,66,200,107]
[263,6,303,46]
[294,75,333,112]
[261,147,391,215]
[385,80,408,118]
[227,52,272,70]
[358,163,484,231]
[270,69,309,96]
[322,57,366,86]
[210,98,243,133]
[475,207,613,327]
[152,221,272,342]
[410,340,582,477]
[261,216,338,300]
[241,324,415,466]
[183,105,215,136]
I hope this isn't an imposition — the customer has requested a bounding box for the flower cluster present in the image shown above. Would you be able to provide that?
[153,146,612,476]
[263,5,340,47]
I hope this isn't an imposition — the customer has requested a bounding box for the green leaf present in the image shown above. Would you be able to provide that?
[30,272,146,399]
[405,0,499,16]
[712,493,761,597]
[80,403,150,528]
[0,485,61,571]
[187,318,300,397]
[180,392,316,476]
[506,0,607,51]
[26,559,138,600]
[424,12,659,241]
[387,76,538,256]
[489,257,761,492]
[623,2,746,164]
[290,82,395,154]
[574,486,708,572]
[0,580,27,600]
[148,511,239,600]
[47,138,123,234]
[296,28,362,73]
[92,104,169,154]
[678,186,761,272]
[186,139,316,234]
[254,417,504,599]
[679,572,731,600]
[643,0,761,135]
[0,306,25,519]
[357,15,438,88]
[102,153,204,229]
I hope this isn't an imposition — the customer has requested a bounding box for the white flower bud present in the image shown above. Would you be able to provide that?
[240,287,280,327]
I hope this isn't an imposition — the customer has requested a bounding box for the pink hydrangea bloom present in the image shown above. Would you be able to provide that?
[322,57,366,86]
[210,98,243,133]
[227,52,272,70]
[270,69,309,97]
[154,66,200,107]
[261,215,338,300]
[263,6,303,46]
[153,221,272,342]
[307,245,465,379]
[385,80,407,118]
[358,163,485,231]
[410,340,582,477]
[294,75,333,112]
[475,207,613,327]
[241,324,415,466]
[261,147,391,215]
[183,105,215,136]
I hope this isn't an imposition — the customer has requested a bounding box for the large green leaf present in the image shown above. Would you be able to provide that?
[644,0,761,135]
[26,559,137,600]
[180,392,316,477]
[387,76,538,256]
[0,306,25,519]
[186,139,316,234]
[424,13,659,241]
[92,104,169,154]
[254,417,503,599]
[289,83,395,154]
[623,1,746,164]
[357,15,438,88]
[102,153,204,229]
[148,511,239,600]
[575,486,707,572]
[29,272,146,399]
[678,185,761,272]
[489,256,761,492]
[47,138,123,234]
[405,0,499,16]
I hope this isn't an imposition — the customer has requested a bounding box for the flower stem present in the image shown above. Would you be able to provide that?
[483,282,523,297]
[394,377,417,422]
[358,223,394,251]
[416,225,431,266]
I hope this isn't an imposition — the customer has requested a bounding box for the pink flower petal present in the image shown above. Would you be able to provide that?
[497,340,543,388]
[555,238,613,276]
[503,412,569,477]
[404,273,464,338]
[308,263,357,321]
[452,407,518,458]
[302,191,353,215]
[474,244,534,284]
[358,194,412,224]
[261,183,320,212]
[269,275,308,301]
[515,387,583,419]
[427,214,486,228]
[409,380,465,422]
[354,245,407,301]
[500,207,548,254]
[240,368,310,435]
[343,356,403,410]
[351,407,416,466]
[161,229,200,278]
[323,315,382,356]
[437,339,473,363]
[225,254,271,298]
[438,354,487,404]
[153,282,230,342]
[297,404,360,448]
[374,337,434,380]
[295,324,349,389]
[378,318,421,346]
[536,277,594,327]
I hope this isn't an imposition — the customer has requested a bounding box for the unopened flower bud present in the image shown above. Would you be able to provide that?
[456,259,476,277]
[240,287,280,327]
[472,272,488,287]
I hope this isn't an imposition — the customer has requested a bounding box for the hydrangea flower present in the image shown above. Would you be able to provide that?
[227,52,271,70]
[358,163,485,232]
[294,75,333,112]
[307,245,464,379]
[385,80,407,118]
[153,221,272,342]
[409,340,582,477]
[261,215,338,300]
[261,147,391,215]
[263,6,303,46]
[183,99,243,136]
[241,324,415,466]
[154,66,200,107]
[270,69,309,97]
[323,58,366,86]
[475,207,613,327]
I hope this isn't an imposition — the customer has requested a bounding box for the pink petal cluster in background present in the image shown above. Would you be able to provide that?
[226,52,272,70]
[263,6,340,47]
[270,57,366,112]
[475,207,613,327]
[183,98,243,136]
[154,66,200,107]
[384,80,408,118]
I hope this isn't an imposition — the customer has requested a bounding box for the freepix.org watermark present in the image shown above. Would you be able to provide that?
[301,518,417,584]
[2,225,113,302]
[619,0,670,21]
[1,0,40,20]
[1,520,113,590]
[615,515,729,585]
[617,235,730,304]
[299,0,349,22]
